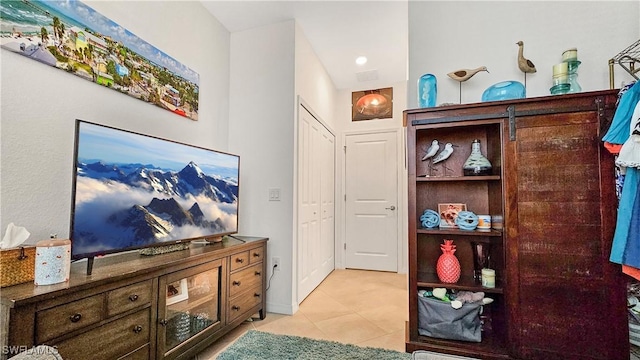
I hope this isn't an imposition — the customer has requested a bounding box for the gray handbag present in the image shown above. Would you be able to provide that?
[417,295,482,342]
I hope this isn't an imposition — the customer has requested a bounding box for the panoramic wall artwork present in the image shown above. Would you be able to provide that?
[0,0,199,120]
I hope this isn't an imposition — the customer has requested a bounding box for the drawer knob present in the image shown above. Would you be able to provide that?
[232,305,240,311]
[233,281,241,286]
[132,325,143,334]
[255,271,261,276]
[69,313,82,323]
[159,319,168,326]
[236,258,244,263]
[129,294,139,302]
[253,252,260,257]
[254,293,261,298]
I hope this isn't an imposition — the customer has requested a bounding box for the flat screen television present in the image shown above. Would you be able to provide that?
[70,120,239,273]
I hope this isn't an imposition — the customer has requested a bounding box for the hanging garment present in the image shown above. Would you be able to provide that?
[623,265,640,280]
[622,182,640,268]
[604,142,623,154]
[616,100,640,169]
[603,81,640,145]
[610,167,640,264]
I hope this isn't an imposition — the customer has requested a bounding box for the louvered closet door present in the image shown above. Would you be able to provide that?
[297,104,335,303]
[504,92,628,360]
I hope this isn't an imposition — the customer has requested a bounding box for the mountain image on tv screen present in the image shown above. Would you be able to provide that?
[71,121,239,258]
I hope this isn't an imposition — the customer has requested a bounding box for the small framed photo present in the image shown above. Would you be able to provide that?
[166,278,189,305]
[438,203,467,229]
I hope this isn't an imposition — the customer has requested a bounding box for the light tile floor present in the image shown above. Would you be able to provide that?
[195,269,408,359]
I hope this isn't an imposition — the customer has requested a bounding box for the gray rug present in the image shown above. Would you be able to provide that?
[216,330,411,360]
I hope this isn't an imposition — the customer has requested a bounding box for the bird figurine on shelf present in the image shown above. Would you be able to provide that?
[516,40,536,88]
[422,139,440,161]
[447,66,488,104]
[447,66,489,82]
[421,139,440,176]
[432,142,457,176]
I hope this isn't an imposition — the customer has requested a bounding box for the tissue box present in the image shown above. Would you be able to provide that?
[1,246,36,287]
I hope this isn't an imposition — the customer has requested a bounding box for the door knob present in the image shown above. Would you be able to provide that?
[386,205,396,210]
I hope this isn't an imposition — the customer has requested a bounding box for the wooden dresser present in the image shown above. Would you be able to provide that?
[0,236,267,360]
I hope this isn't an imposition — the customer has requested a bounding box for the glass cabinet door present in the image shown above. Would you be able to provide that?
[158,259,224,358]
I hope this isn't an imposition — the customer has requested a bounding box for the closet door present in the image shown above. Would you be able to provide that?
[319,125,335,284]
[504,92,628,359]
[297,105,335,303]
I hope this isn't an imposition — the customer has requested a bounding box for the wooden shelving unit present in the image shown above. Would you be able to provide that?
[405,90,629,360]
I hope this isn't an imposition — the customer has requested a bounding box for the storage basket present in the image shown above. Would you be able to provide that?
[0,246,36,287]
[417,295,482,342]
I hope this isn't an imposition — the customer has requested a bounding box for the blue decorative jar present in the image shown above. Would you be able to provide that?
[418,74,437,108]
[481,81,525,102]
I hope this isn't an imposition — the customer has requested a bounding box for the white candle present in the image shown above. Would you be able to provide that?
[481,268,496,288]
[553,63,569,84]
[562,48,578,62]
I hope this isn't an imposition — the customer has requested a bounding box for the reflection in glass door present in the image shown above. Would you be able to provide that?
[159,259,223,358]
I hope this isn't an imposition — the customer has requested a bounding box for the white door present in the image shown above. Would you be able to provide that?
[297,104,335,303]
[345,131,398,271]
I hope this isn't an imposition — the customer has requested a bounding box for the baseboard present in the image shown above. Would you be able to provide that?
[266,301,296,315]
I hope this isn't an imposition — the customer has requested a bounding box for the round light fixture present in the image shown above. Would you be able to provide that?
[355,56,367,65]
[355,93,390,117]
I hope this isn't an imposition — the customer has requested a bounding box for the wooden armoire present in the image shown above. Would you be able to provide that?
[405,89,629,360]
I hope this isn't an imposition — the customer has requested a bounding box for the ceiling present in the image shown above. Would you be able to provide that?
[200,1,408,90]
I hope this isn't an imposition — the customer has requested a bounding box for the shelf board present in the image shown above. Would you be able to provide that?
[416,273,504,294]
[417,228,503,237]
[168,293,216,313]
[416,175,501,182]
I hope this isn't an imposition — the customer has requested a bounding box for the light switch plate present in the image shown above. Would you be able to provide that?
[269,188,281,201]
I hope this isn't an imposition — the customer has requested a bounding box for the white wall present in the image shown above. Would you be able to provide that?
[0,1,230,245]
[228,20,342,315]
[294,22,337,130]
[407,1,640,108]
[228,21,296,315]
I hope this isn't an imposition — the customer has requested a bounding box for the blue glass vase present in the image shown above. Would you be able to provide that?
[418,74,437,107]
[481,81,525,102]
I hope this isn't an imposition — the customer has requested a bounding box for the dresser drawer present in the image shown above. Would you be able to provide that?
[55,308,150,360]
[118,344,149,360]
[107,280,153,317]
[36,294,104,343]
[249,246,264,264]
[228,288,263,323]
[229,263,263,298]
[230,251,249,271]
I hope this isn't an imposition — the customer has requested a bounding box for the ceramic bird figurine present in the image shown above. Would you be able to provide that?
[447,66,489,82]
[432,142,457,176]
[432,143,455,164]
[516,41,537,73]
[422,139,440,161]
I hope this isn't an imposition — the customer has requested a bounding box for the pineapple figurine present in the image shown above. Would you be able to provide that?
[436,239,461,283]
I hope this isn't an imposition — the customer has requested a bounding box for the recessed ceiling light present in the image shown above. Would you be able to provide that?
[355,56,367,65]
